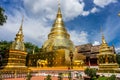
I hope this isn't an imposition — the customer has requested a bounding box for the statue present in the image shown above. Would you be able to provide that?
[37,59,47,67]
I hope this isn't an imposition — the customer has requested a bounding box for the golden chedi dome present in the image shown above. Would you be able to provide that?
[42,7,74,52]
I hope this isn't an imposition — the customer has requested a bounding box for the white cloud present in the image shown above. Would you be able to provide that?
[0,10,51,47]
[23,0,92,21]
[115,48,120,53]
[92,41,100,46]
[90,7,99,13]
[1,0,101,47]
[0,7,89,47]
[82,11,90,16]
[93,0,117,8]
[69,31,88,45]
[23,0,57,20]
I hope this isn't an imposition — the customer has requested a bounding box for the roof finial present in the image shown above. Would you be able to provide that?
[100,26,107,44]
[100,26,103,37]
[57,0,61,8]
[118,12,120,16]
[20,15,24,29]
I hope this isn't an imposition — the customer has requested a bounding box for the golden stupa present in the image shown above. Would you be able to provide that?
[97,34,119,73]
[42,4,75,67]
[0,17,29,73]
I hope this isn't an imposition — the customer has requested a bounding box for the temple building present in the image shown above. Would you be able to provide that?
[0,18,29,73]
[27,5,86,68]
[0,1,119,72]
[42,6,75,67]
[76,43,115,66]
[26,4,117,69]
[97,34,119,72]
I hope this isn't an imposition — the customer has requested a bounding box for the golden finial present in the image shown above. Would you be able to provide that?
[100,26,104,38]
[118,12,120,16]
[100,26,103,37]
[100,26,106,44]
[20,15,24,30]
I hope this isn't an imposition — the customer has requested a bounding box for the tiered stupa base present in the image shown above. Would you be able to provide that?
[98,63,119,73]
[0,66,31,74]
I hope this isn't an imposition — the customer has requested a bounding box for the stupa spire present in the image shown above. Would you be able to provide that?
[48,0,70,39]
[18,16,23,35]
[100,27,107,44]
[102,33,107,44]
[10,16,25,51]
[42,0,74,52]
[99,27,110,53]
[55,0,63,26]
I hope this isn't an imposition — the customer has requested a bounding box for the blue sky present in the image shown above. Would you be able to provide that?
[0,0,120,52]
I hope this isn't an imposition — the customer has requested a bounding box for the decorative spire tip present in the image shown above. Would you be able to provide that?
[21,15,24,26]
[57,0,61,8]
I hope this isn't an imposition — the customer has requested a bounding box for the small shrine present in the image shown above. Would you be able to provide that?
[0,17,29,73]
[97,34,119,73]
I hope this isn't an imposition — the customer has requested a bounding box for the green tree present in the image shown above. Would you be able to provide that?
[108,75,116,80]
[58,73,63,80]
[0,6,7,26]
[98,76,108,80]
[44,75,52,80]
[25,42,39,54]
[26,72,32,80]
[84,68,97,78]
[0,41,40,54]
[0,40,11,57]
[116,53,120,66]
[68,71,72,80]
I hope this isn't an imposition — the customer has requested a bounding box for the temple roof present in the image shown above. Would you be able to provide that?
[74,53,86,60]
[91,45,100,53]
[76,44,92,52]
[76,43,115,58]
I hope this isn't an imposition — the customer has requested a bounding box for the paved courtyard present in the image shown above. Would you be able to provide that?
[5,76,69,80]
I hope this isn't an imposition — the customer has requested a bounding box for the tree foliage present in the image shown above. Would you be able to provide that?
[45,75,52,80]
[24,42,39,54]
[0,6,7,26]
[98,75,117,80]
[0,41,11,56]
[116,53,120,65]
[0,41,40,54]
[58,73,63,80]
[26,72,32,80]
[108,75,116,80]
[84,68,97,78]
[68,71,72,80]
